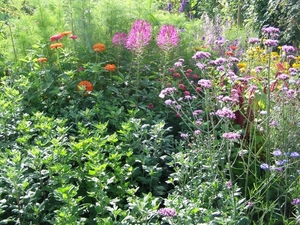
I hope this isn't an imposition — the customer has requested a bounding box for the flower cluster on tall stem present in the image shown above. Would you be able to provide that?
[112,32,127,46]
[157,24,179,51]
[125,20,152,95]
[125,20,152,53]
[157,24,179,87]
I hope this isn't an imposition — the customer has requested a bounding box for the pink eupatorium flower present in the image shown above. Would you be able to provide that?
[157,24,179,50]
[112,32,127,46]
[126,20,152,52]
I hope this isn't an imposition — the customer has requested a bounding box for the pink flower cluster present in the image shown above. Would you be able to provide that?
[157,208,176,217]
[113,20,179,53]
[222,132,241,140]
[214,107,236,119]
[198,79,212,88]
[50,34,63,42]
[112,32,127,46]
[125,20,152,52]
[157,24,179,50]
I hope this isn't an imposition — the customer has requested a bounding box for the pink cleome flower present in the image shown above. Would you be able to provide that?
[157,24,179,50]
[126,20,152,52]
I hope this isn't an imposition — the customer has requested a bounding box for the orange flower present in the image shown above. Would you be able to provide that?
[104,64,116,71]
[225,51,234,56]
[230,45,237,51]
[50,43,63,50]
[37,57,47,63]
[61,31,72,37]
[76,80,93,93]
[276,62,285,72]
[93,43,106,52]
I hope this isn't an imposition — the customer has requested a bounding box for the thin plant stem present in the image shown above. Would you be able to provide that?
[7,22,17,64]
[265,49,272,205]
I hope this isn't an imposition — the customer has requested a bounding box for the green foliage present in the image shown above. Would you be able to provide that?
[243,0,300,45]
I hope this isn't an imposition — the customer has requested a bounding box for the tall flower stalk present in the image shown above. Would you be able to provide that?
[112,32,127,66]
[262,26,280,206]
[125,20,152,94]
[157,24,179,87]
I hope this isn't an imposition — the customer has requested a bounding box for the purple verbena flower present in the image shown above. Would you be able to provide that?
[192,51,211,59]
[180,133,188,139]
[193,109,203,116]
[260,163,269,170]
[272,149,282,156]
[263,39,279,47]
[277,73,289,80]
[222,96,234,102]
[262,26,280,38]
[214,57,227,65]
[165,99,173,105]
[215,38,226,45]
[282,45,295,52]
[157,208,176,217]
[256,66,264,73]
[194,130,201,135]
[198,79,212,88]
[215,107,236,119]
[286,89,296,98]
[289,68,298,74]
[157,24,179,50]
[196,62,207,70]
[159,87,177,98]
[217,65,225,71]
[195,119,202,125]
[290,152,300,158]
[126,20,152,52]
[275,160,288,166]
[229,57,239,62]
[248,38,261,44]
[291,198,300,205]
[226,181,232,190]
[222,132,241,140]
[269,121,278,127]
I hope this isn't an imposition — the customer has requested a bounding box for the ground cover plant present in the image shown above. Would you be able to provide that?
[0,0,300,224]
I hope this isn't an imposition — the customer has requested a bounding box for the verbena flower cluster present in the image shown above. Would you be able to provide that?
[157,208,176,217]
